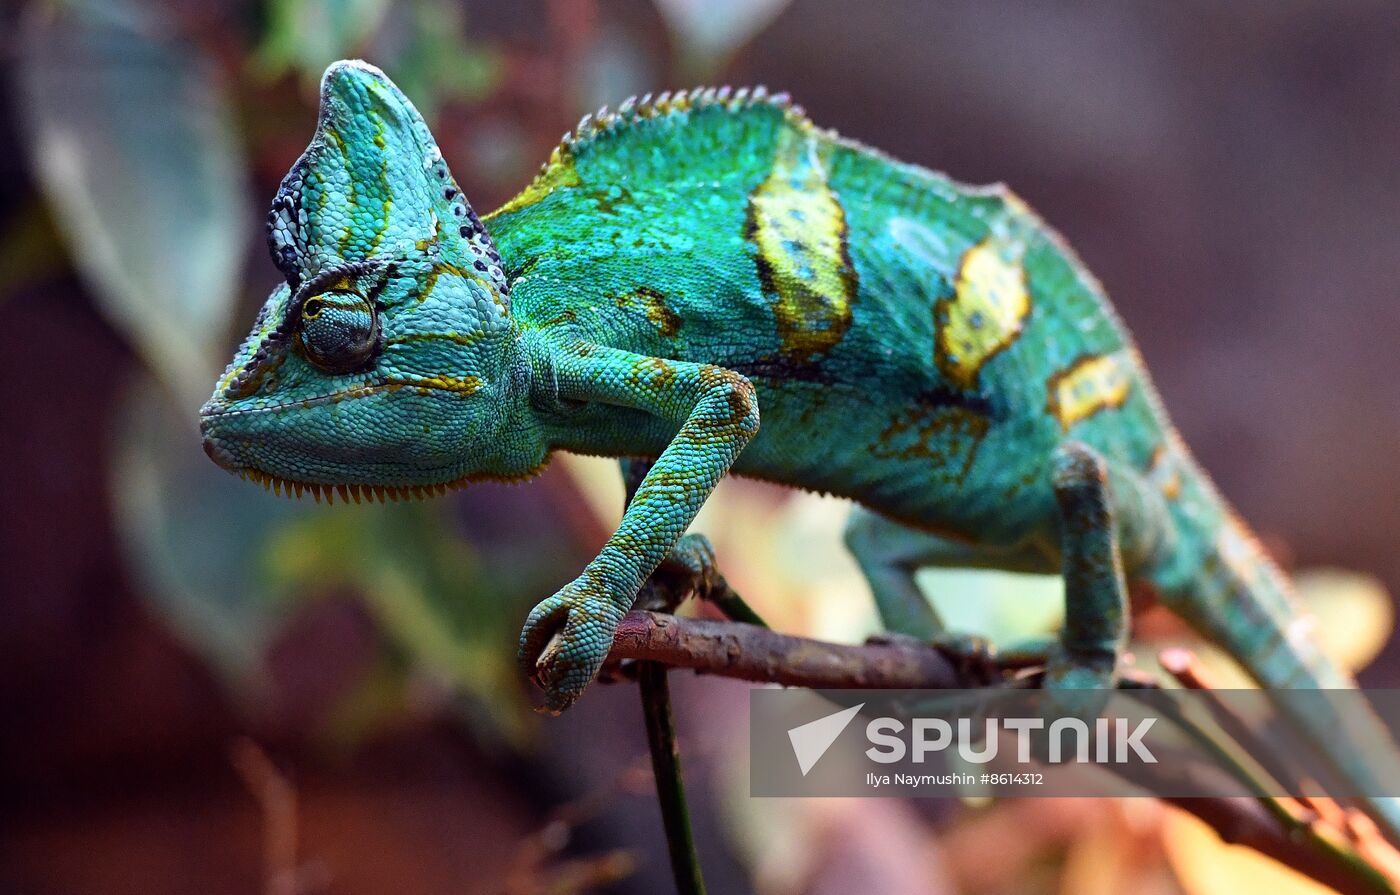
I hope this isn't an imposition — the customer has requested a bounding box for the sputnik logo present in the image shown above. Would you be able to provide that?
[787,703,864,776]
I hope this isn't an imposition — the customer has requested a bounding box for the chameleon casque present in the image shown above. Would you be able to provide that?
[201,61,1400,834]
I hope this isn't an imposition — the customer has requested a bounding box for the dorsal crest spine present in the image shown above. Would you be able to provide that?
[530,85,811,181]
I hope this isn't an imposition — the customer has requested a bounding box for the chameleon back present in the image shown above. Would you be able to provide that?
[486,90,1174,557]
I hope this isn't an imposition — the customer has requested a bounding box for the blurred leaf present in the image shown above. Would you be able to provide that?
[267,499,533,741]
[653,0,791,79]
[321,652,413,745]
[111,371,313,689]
[15,0,252,408]
[255,0,500,119]
[373,0,501,115]
[1295,568,1394,674]
[255,0,389,81]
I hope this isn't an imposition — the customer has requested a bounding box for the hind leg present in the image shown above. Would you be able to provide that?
[844,507,1054,646]
[844,509,943,639]
[846,442,1143,690]
[1044,442,1131,689]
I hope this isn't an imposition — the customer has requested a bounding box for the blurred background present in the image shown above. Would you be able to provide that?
[3,1,1400,893]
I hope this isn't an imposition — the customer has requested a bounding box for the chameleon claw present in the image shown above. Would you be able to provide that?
[518,585,626,712]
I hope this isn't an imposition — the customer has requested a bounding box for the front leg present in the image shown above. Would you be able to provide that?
[519,344,760,711]
[621,459,731,612]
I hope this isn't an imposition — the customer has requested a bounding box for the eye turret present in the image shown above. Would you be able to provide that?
[297,290,381,374]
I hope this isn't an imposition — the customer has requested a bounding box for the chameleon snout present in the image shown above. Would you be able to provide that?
[199,413,243,473]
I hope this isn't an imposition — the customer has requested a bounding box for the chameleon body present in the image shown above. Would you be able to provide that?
[201,61,1400,834]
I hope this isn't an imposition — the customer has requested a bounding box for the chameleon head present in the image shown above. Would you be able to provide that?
[200,60,542,498]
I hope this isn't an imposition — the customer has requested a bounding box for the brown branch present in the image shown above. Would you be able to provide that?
[611,610,973,689]
[607,609,1400,895]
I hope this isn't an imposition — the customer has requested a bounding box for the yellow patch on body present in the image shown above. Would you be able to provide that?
[1216,516,1263,589]
[320,275,355,294]
[746,130,856,362]
[384,331,483,347]
[613,287,681,337]
[1146,437,1185,500]
[870,403,990,485]
[1045,351,1135,430]
[384,374,482,395]
[936,240,1031,390]
[626,356,678,391]
[488,147,582,218]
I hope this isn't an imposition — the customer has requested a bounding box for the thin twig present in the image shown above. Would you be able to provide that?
[624,459,708,895]
[230,738,305,895]
[1160,648,1311,796]
[639,662,706,895]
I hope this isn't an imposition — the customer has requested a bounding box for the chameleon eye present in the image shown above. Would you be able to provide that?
[297,290,381,374]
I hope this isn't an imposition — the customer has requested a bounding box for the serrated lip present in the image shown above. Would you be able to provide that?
[208,460,551,505]
[227,467,458,504]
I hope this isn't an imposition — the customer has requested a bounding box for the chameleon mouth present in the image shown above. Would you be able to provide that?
[234,467,456,503]
[228,460,552,504]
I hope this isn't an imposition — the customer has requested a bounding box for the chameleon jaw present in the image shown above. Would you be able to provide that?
[221,460,553,505]
[234,467,453,504]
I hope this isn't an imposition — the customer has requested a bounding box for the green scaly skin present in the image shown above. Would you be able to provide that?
[200,61,1400,837]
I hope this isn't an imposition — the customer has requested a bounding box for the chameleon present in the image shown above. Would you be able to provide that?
[200,60,1400,836]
